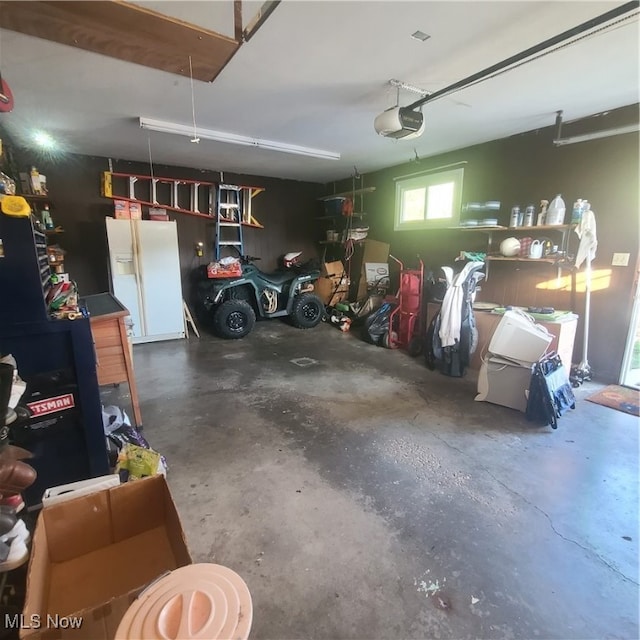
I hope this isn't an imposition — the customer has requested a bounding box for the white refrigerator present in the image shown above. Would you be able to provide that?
[106,218,185,344]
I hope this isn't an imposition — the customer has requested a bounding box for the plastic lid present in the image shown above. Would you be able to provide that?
[115,564,252,640]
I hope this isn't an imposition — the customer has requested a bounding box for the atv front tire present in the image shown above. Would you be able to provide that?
[291,293,324,329]
[213,300,256,339]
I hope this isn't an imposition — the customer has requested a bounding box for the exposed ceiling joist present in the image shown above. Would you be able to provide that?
[0,0,240,81]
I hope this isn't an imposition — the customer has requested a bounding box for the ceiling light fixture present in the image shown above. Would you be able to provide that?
[139,117,340,161]
[33,131,55,149]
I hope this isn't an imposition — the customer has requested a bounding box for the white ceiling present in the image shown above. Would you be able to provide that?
[1,1,638,184]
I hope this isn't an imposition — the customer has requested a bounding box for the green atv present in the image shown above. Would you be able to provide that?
[194,254,325,339]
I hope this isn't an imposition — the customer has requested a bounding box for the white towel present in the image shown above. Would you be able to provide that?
[574,209,597,269]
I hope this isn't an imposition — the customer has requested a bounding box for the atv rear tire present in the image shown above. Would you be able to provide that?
[291,293,324,329]
[213,300,256,339]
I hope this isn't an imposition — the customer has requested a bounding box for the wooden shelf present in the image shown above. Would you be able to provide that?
[44,227,64,235]
[316,213,367,220]
[455,224,574,232]
[486,256,561,264]
[318,187,376,201]
[21,193,50,201]
[454,225,508,231]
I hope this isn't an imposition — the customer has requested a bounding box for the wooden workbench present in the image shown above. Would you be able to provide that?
[83,293,142,427]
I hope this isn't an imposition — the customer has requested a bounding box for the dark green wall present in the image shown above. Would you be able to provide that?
[7,154,323,299]
[4,105,638,382]
[333,107,639,383]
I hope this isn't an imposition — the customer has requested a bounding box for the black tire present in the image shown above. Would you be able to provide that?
[213,300,256,339]
[407,335,423,357]
[290,293,324,329]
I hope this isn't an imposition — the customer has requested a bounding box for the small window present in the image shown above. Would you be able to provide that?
[394,167,464,230]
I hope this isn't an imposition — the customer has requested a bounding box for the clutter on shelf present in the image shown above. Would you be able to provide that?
[0,171,16,196]
[18,166,47,196]
[46,276,81,319]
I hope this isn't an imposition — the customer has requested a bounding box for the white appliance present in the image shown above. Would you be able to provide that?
[475,356,533,412]
[106,218,185,344]
[476,310,552,412]
[488,309,552,366]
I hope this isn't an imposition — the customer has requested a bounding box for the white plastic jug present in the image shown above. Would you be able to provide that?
[546,194,566,225]
[529,239,543,259]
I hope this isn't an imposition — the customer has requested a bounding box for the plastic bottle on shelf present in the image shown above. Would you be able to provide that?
[523,204,535,227]
[537,200,549,226]
[546,194,566,225]
[571,198,585,224]
[509,206,521,228]
[42,204,54,230]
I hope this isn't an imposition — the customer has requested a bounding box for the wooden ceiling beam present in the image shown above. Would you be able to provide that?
[0,0,241,82]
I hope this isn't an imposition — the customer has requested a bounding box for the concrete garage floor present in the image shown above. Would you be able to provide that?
[130,320,638,640]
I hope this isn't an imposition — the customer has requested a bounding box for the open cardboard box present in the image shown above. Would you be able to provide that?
[315,260,349,306]
[355,240,390,300]
[21,475,191,639]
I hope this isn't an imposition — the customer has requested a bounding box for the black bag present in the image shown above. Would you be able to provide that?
[363,302,397,346]
[526,353,576,429]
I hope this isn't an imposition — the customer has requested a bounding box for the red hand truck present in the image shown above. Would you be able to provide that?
[386,255,425,354]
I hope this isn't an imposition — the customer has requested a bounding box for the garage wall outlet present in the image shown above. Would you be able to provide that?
[611,252,630,267]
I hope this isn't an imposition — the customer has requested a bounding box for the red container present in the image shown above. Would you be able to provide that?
[519,237,533,258]
[207,262,242,279]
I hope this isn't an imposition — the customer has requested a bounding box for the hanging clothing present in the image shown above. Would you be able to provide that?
[439,262,483,348]
[574,209,597,269]
[426,261,484,377]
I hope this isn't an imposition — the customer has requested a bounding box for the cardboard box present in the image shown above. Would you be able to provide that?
[149,207,169,221]
[356,240,390,299]
[316,261,349,305]
[21,475,191,639]
[320,260,345,278]
[364,262,390,289]
[113,200,130,220]
[128,202,142,220]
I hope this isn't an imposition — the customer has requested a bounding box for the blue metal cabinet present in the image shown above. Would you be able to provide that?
[0,213,109,508]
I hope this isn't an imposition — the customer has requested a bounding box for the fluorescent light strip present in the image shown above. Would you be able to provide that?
[139,117,340,160]
[553,123,639,146]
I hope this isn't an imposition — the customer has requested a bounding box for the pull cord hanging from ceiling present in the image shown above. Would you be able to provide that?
[189,55,200,144]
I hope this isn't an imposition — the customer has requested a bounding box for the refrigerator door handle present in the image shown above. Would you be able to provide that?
[131,219,148,337]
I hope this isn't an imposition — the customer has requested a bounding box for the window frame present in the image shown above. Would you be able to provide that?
[394,167,464,231]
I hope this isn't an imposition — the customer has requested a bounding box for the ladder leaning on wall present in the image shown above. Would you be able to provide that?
[215,184,244,260]
[101,171,266,260]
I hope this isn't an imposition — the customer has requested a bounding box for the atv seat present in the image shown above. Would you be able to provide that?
[256,270,296,285]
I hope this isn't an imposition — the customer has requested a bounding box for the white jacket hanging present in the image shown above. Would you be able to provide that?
[439,262,484,348]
